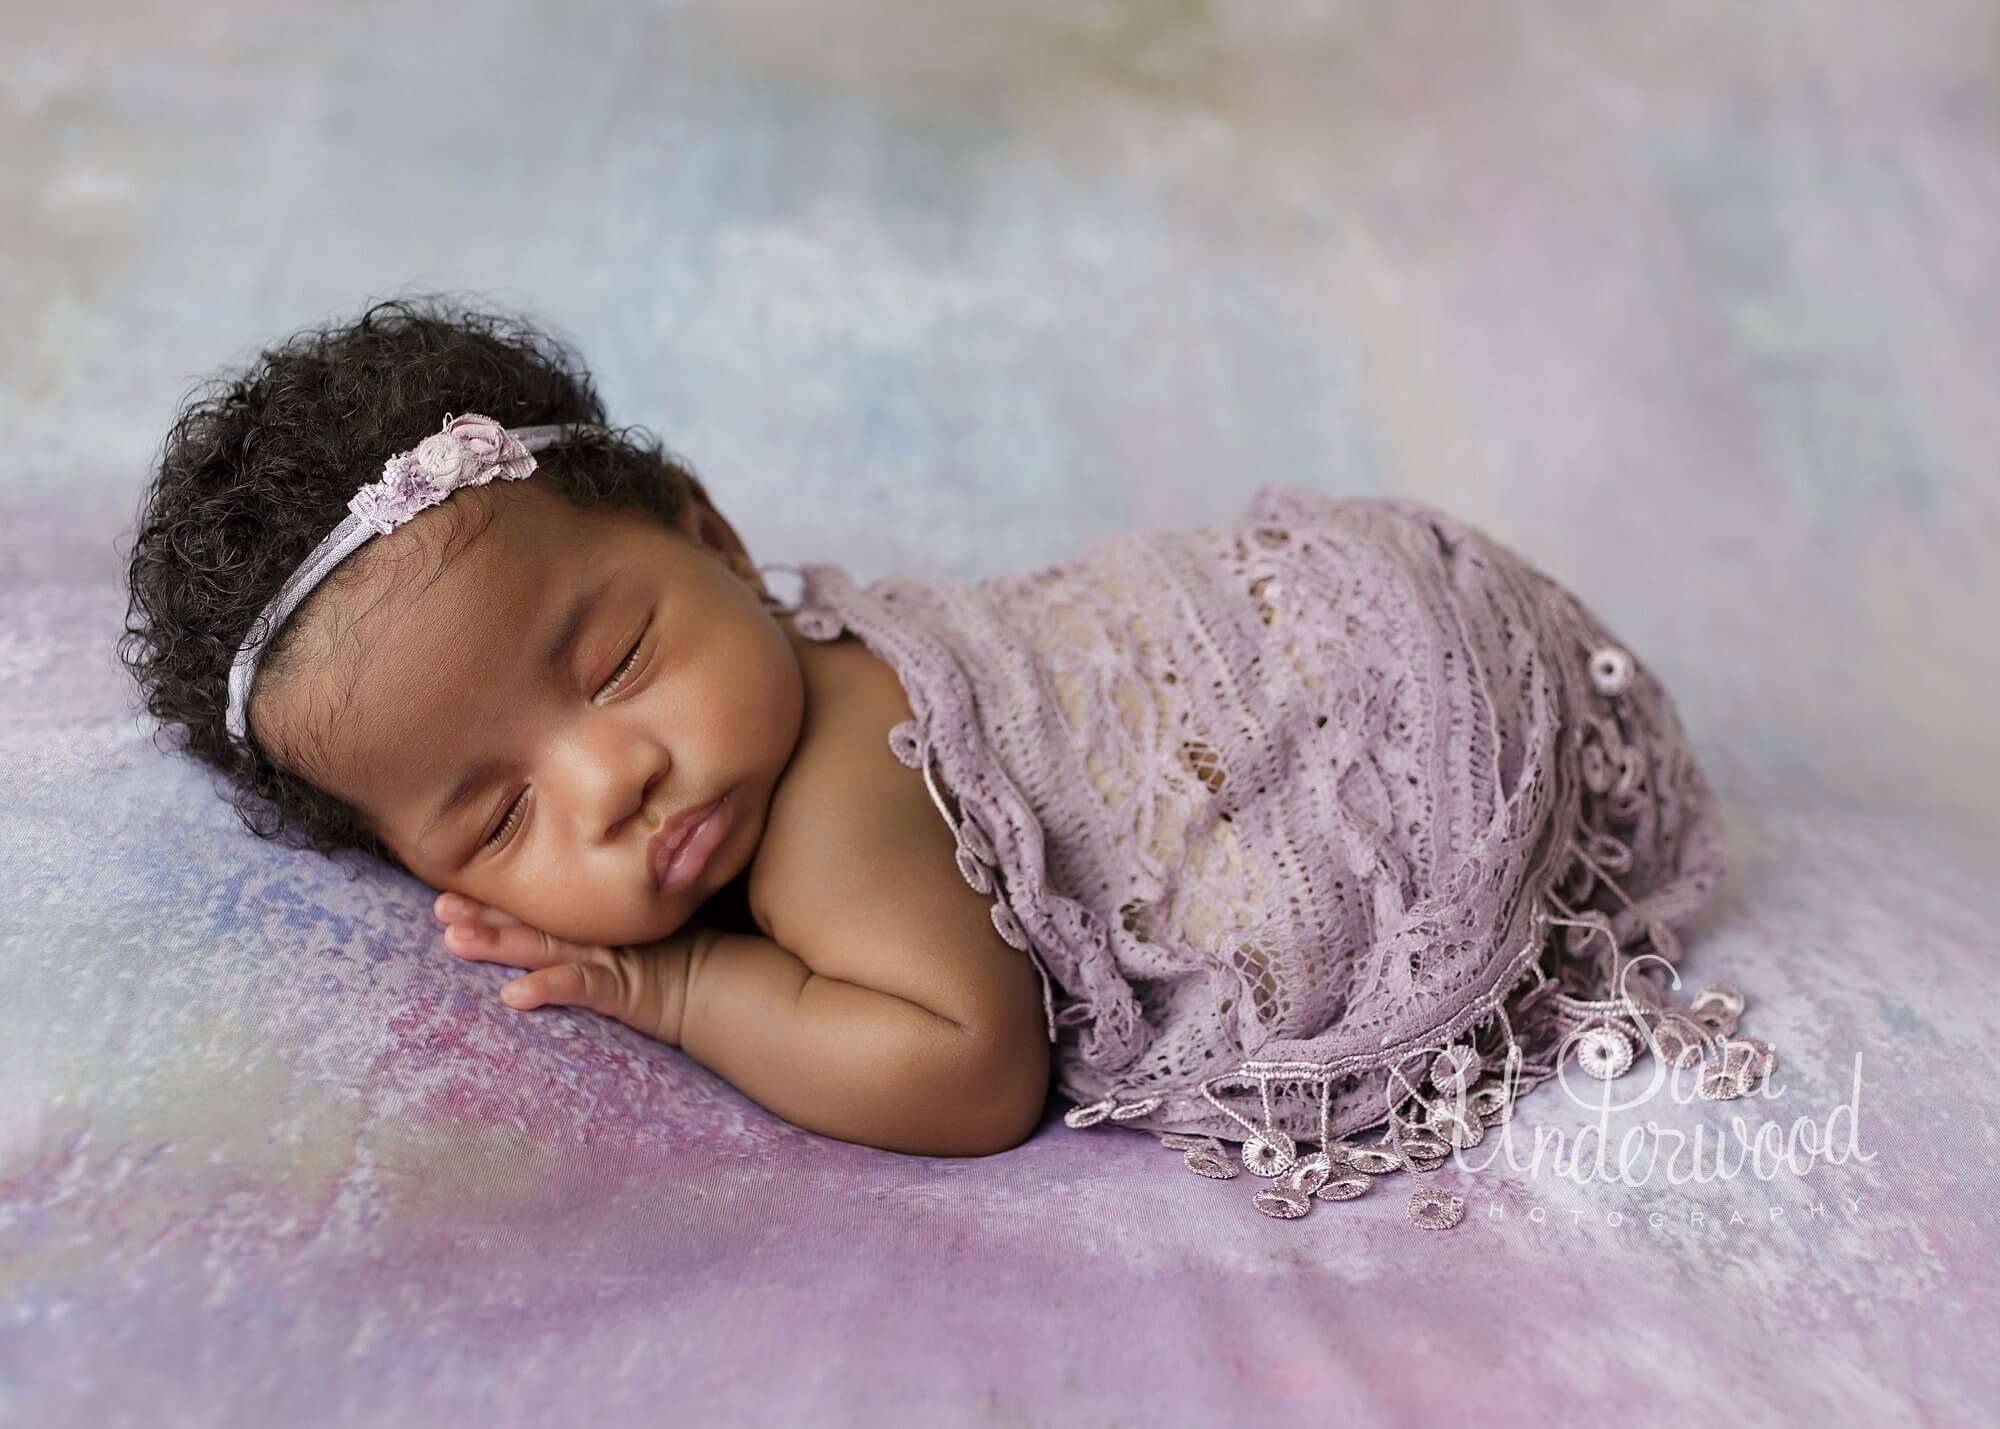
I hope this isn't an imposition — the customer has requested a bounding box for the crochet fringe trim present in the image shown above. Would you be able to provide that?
[1059,866,1768,1229]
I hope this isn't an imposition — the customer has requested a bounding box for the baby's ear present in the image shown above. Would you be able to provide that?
[676,476,762,588]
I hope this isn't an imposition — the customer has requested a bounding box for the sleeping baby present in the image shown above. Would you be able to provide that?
[120,296,1766,1227]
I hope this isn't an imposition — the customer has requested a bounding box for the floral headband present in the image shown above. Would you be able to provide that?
[223,413,605,743]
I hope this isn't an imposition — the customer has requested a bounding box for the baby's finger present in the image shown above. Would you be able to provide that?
[432,892,525,928]
[500,961,630,1017]
[444,919,580,970]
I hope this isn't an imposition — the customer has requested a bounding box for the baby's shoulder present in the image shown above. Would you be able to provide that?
[745,634,959,934]
[746,634,1044,1038]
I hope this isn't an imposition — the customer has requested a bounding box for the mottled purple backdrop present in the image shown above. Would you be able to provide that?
[3,2,1996,1426]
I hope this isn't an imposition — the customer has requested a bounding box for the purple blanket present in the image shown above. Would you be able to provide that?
[4,1,1995,1424]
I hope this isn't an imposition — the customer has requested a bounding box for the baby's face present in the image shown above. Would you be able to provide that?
[254,477,808,948]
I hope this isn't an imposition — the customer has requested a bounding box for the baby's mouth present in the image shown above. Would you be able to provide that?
[649,790,733,892]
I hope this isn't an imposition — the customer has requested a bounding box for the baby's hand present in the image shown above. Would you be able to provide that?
[432,893,699,1046]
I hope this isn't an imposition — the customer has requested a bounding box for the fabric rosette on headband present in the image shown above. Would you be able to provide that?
[348,413,541,535]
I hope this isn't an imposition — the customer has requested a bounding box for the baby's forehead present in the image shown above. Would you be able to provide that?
[319,477,632,636]
[268,486,585,784]
[311,493,521,652]
[266,484,691,803]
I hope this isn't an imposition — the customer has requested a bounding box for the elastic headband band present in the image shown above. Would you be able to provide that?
[223,413,604,743]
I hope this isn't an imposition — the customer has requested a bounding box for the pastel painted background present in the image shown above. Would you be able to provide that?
[4,1,1997,1425]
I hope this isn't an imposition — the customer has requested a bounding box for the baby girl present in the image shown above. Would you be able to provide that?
[122,297,1762,1226]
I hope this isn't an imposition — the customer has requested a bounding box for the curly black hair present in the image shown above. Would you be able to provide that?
[118,295,720,876]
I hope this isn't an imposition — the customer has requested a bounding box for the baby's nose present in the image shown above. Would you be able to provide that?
[546,733,658,842]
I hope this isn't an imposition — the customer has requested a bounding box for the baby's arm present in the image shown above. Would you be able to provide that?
[661,926,1044,1157]
[439,905,1046,1156]
[700,764,1055,1158]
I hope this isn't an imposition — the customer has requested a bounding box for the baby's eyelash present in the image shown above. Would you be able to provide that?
[484,793,525,851]
[595,637,644,699]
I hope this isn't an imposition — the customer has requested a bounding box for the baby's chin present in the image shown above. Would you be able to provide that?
[569,904,697,950]
[471,896,694,952]
[634,903,704,947]
[483,863,749,949]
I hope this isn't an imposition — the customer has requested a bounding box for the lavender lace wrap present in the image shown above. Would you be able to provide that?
[790,483,1750,1222]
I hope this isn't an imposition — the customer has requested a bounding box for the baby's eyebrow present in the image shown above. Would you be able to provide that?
[534,576,615,679]
[415,575,615,852]
[421,760,500,851]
